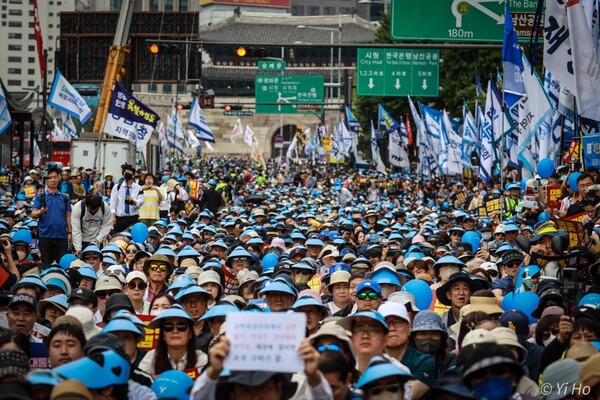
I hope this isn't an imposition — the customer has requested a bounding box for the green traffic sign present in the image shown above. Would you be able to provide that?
[356,48,440,97]
[390,0,540,43]
[255,75,324,114]
[258,59,286,71]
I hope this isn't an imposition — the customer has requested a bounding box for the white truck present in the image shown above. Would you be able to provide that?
[70,138,136,177]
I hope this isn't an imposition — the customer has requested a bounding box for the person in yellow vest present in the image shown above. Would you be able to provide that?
[139,173,163,227]
[504,183,523,218]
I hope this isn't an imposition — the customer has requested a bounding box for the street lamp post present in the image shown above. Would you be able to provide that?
[297,20,343,132]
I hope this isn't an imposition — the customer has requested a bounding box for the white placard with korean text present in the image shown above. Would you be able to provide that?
[224,312,306,373]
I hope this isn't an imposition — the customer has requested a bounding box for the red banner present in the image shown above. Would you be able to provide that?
[33,0,46,76]
[405,115,413,146]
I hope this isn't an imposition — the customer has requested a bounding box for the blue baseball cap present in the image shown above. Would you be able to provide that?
[356,280,382,295]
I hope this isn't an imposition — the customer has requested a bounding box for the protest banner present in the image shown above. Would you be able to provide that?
[554,218,585,248]
[225,312,306,373]
[485,198,501,215]
[136,314,160,350]
[545,186,562,210]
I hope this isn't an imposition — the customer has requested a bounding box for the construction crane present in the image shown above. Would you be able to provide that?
[92,0,136,136]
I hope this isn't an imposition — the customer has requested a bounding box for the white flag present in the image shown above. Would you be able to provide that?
[389,130,409,168]
[48,69,92,124]
[244,125,255,148]
[189,98,215,143]
[205,141,214,152]
[187,129,201,148]
[517,54,553,176]
[338,119,353,157]
[33,140,41,165]
[286,135,298,160]
[51,118,69,142]
[479,86,495,184]
[61,112,78,139]
[370,120,386,172]
[230,118,243,143]
[567,0,600,122]
[442,110,462,176]
[0,85,12,134]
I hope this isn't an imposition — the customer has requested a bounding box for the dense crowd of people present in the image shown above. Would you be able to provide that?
[0,156,597,400]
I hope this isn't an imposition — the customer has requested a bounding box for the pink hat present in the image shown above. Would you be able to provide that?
[270,237,287,251]
[540,306,564,319]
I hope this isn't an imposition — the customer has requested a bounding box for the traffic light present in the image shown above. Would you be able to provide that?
[148,42,181,55]
[176,103,191,110]
[223,104,243,111]
[234,46,268,58]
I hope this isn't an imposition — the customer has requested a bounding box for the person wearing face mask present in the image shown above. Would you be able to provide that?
[461,343,527,400]
[379,302,436,400]
[110,164,144,233]
[158,172,171,219]
[410,310,456,378]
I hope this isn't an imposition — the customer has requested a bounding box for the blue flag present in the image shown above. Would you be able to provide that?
[502,6,526,98]
[377,105,400,138]
[103,82,159,150]
[345,106,362,137]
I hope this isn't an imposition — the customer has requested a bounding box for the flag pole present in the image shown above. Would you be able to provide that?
[41,49,48,161]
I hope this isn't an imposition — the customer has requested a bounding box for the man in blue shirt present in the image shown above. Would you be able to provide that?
[32,165,72,266]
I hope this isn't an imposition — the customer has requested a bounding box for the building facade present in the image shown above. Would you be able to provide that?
[0,0,76,93]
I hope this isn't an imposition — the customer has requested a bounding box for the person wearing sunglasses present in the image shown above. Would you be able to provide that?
[139,304,208,378]
[174,285,213,353]
[447,226,465,250]
[492,250,524,298]
[355,280,383,312]
[93,276,122,320]
[142,254,173,303]
[355,356,414,400]
[125,271,150,315]
[124,244,140,263]
[79,244,103,277]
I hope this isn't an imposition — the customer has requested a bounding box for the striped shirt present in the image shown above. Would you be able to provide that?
[139,188,161,220]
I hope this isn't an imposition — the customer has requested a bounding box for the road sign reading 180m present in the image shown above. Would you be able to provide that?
[391,0,540,43]
[356,48,440,97]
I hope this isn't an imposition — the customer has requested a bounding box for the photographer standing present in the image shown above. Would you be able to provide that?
[110,164,144,233]
[31,165,72,266]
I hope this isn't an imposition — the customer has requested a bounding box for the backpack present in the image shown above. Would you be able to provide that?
[78,198,105,226]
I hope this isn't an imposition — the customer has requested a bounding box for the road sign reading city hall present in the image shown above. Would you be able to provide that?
[356,48,440,97]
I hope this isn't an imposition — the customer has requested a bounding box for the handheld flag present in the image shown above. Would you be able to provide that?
[189,98,215,143]
[0,85,12,135]
[244,125,255,148]
[378,105,400,138]
[230,118,243,143]
[566,0,600,122]
[370,120,386,172]
[102,82,159,150]
[33,0,46,77]
[502,5,526,105]
[48,70,92,124]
